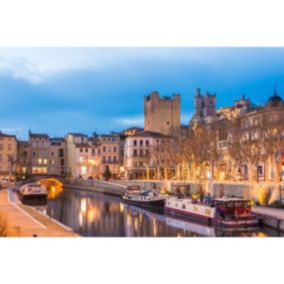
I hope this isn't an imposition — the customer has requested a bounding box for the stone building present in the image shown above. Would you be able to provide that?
[124,130,173,179]
[90,133,122,178]
[49,137,67,176]
[65,133,94,179]
[29,132,50,175]
[0,132,17,180]
[188,87,284,183]
[16,141,31,179]
[144,91,180,137]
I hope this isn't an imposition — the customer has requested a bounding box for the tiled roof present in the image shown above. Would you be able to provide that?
[0,132,17,139]
[75,143,92,148]
[68,132,88,137]
[29,133,49,138]
[130,131,171,138]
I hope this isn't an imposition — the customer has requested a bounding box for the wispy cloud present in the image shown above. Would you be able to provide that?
[181,113,193,124]
[0,48,215,85]
[115,115,144,127]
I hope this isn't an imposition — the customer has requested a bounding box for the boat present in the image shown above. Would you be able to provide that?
[18,183,48,205]
[165,196,259,228]
[122,186,166,210]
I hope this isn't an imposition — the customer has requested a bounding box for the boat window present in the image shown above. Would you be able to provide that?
[234,202,243,207]
[182,204,186,210]
[226,202,233,208]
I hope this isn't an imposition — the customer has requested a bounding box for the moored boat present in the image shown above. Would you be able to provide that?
[165,196,259,228]
[18,183,48,205]
[122,186,166,210]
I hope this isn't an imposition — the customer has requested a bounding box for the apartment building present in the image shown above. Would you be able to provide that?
[0,132,17,180]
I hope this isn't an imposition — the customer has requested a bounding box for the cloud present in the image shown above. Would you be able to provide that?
[115,115,144,127]
[0,48,215,85]
[181,113,193,124]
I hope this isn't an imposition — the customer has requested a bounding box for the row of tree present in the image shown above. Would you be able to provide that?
[140,108,284,188]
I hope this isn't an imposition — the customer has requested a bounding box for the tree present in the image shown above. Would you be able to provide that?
[103,166,112,181]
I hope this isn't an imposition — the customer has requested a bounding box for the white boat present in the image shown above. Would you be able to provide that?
[122,186,166,210]
[165,196,259,228]
[19,183,48,205]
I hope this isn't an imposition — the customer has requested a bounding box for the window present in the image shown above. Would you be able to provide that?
[80,148,83,153]
[50,160,55,165]
[133,140,137,146]
[85,148,88,153]
[51,152,54,157]
[103,156,106,163]
[133,149,137,157]
[139,140,143,146]
[61,159,64,166]
[103,146,106,152]
[33,152,36,157]
[59,149,64,157]
[38,158,42,165]
[113,146,117,152]
[43,159,48,165]
[81,166,87,175]
[139,150,143,157]
[0,154,2,161]
[146,140,149,146]
[113,156,117,163]
[139,161,143,167]
[0,144,3,151]
[8,144,12,151]
[108,156,111,163]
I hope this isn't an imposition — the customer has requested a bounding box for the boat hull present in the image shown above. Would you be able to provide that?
[123,197,166,211]
[19,193,48,206]
[165,206,259,229]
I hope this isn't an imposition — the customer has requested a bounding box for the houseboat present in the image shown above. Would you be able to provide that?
[18,183,48,205]
[122,186,166,210]
[165,196,259,228]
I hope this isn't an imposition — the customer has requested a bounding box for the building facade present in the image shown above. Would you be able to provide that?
[66,133,94,179]
[49,138,67,176]
[188,88,284,183]
[144,91,180,137]
[124,131,173,179]
[0,132,17,180]
[91,133,123,178]
[29,132,50,175]
[16,141,31,179]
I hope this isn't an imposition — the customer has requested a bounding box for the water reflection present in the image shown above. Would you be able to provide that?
[45,189,279,237]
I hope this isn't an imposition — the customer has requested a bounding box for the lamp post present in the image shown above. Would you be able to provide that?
[8,154,17,182]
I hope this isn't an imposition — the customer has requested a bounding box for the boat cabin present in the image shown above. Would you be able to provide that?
[213,198,252,219]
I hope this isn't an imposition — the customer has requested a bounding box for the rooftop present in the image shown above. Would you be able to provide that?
[29,132,49,139]
[130,130,172,139]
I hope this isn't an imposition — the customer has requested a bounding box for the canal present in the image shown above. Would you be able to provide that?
[44,188,281,237]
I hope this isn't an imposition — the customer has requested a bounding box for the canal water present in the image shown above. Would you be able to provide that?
[44,188,280,237]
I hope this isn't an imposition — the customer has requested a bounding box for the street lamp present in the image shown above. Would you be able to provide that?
[7,154,17,182]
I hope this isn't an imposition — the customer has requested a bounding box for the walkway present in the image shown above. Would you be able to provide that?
[0,189,78,237]
[252,206,284,220]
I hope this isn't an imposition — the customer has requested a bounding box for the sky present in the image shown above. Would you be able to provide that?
[0,47,284,140]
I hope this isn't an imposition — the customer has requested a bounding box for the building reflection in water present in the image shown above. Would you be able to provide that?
[45,189,278,237]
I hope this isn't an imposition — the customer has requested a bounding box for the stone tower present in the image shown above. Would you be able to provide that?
[144,91,181,137]
[193,88,216,119]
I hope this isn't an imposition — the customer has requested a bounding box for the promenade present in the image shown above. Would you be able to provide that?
[0,190,78,237]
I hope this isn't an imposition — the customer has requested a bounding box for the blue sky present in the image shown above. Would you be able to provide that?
[0,48,283,140]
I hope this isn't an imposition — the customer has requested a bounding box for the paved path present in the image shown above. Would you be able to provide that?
[252,206,284,220]
[0,189,78,237]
